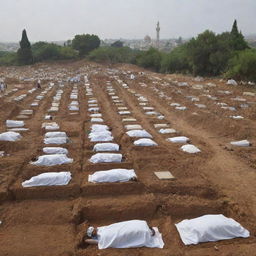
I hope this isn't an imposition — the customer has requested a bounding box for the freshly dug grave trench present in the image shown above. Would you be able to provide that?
[10,164,81,200]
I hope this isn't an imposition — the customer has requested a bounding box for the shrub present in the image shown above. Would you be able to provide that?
[0,52,17,65]
[161,44,190,73]
[72,34,100,56]
[136,47,162,71]
[226,49,256,82]
[32,42,78,62]
[89,46,138,64]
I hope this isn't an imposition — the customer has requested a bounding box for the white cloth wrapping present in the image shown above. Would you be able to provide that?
[125,124,142,130]
[88,100,97,103]
[91,118,104,123]
[44,132,67,138]
[70,101,79,105]
[97,220,164,249]
[90,113,102,118]
[167,136,190,143]
[227,79,238,86]
[93,143,119,152]
[48,106,59,112]
[89,131,113,142]
[176,106,187,111]
[181,144,201,154]
[89,153,122,163]
[119,111,131,115]
[175,214,250,245]
[44,137,67,144]
[6,120,24,128]
[230,116,244,120]
[45,124,60,131]
[230,140,251,147]
[8,128,29,132]
[69,105,79,111]
[91,124,109,132]
[70,94,78,100]
[42,122,58,128]
[126,130,153,138]
[43,147,68,154]
[31,154,73,166]
[0,131,22,141]
[159,128,176,134]
[88,169,136,183]
[134,139,158,146]
[22,172,72,187]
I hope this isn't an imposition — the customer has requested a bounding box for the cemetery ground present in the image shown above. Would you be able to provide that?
[0,60,256,256]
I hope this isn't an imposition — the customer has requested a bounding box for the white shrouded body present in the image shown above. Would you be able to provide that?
[89,153,122,163]
[97,220,164,249]
[88,169,136,183]
[22,172,71,187]
[30,154,73,166]
[175,214,249,245]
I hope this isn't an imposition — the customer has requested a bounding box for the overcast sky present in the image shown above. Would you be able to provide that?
[0,0,255,42]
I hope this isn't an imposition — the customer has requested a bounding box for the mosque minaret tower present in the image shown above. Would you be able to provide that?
[156,21,160,48]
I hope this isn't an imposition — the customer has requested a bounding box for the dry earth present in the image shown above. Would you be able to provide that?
[0,60,255,256]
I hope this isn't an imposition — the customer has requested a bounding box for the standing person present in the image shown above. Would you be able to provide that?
[3,83,7,92]
[37,79,41,89]
[0,82,4,93]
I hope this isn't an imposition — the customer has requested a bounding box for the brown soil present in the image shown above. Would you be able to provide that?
[0,61,255,256]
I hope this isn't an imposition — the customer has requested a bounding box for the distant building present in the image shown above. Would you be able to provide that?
[102,21,179,52]
[144,35,152,44]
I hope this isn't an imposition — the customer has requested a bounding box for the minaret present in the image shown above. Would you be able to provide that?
[156,21,160,48]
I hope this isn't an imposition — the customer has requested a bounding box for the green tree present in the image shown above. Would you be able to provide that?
[226,49,256,82]
[59,46,78,59]
[32,42,78,62]
[72,34,100,56]
[230,19,249,51]
[111,40,124,48]
[32,42,59,61]
[161,44,190,73]
[136,47,162,71]
[17,29,33,65]
[186,30,219,75]
[89,46,138,64]
[0,51,17,66]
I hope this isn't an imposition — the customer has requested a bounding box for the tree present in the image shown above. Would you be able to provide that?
[230,19,249,51]
[136,47,162,71]
[66,40,72,47]
[72,34,100,56]
[186,30,219,76]
[89,46,138,64]
[111,40,124,48]
[17,29,33,65]
[32,42,78,62]
[161,44,190,73]
[226,49,256,82]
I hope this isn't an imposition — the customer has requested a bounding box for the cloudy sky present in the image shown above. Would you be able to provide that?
[0,0,255,42]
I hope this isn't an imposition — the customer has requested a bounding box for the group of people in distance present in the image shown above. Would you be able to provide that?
[0,78,40,94]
